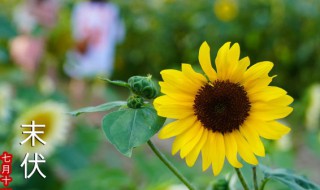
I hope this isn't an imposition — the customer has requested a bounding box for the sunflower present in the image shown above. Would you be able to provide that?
[12,101,70,158]
[154,42,293,176]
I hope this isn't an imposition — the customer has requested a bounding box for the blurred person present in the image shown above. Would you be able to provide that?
[10,0,59,81]
[64,0,125,79]
[65,0,125,119]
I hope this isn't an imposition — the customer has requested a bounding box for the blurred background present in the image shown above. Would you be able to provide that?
[0,0,320,189]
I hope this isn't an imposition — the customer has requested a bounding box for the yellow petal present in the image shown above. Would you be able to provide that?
[160,70,200,94]
[198,42,217,81]
[202,132,214,171]
[211,132,225,176]
[181,64,207,86]
[180,122,204,158]
[267,95,294,106]
[158,116,197,139]
[155,104,194,119]
[231,56,250,83]
[269,121,291,134]
[215,42,231,79]
[224,133,242,168]
[227,43,240,65]
[250,105,293,121]
[244,61,273,82]
[159,82,196,102]
[154,95,193,108]
[238,56,250,73]
[221,43,242,82]
[240,124,265,157]
[255,120,291,140]
[234,130,258,165]
[159,81,196,95]
[245,77,273,94]
[172,123,202,155]
[185,128,208,167]
[249,86,287,102]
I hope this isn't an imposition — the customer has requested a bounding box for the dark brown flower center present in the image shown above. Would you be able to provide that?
[193,80,251,133]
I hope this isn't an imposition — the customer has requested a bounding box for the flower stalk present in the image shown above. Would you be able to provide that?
[253,166,259,190]
[147,140,196,190]
[259,178,270,190]
[235,168,249,190]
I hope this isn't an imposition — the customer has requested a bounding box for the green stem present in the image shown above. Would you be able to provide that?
[258,178,270,190]
[235,168,250,190]
[147,140,196,190]
[253,167,258,190]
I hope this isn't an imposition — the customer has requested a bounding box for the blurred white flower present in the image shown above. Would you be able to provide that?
[305,84,320,131]
[13,4,37,33]
[228,173,238,190]
[13,0,59,32]
[12,101,70,158]
[166,184,188,190]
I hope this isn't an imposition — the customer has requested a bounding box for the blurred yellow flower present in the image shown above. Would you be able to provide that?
[154,42,293,176]
[214,0,238,22]
[13,101,70,158]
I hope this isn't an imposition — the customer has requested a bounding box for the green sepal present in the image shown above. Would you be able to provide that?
[69,101,127,116]
[102,107,165,157]
[259,165,320,190]
[99,77,130,88]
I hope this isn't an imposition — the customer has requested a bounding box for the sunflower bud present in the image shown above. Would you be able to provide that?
[128,75,158,99]
[127,95,144,109]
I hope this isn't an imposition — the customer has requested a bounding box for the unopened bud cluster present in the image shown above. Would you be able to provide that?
[128,75,158,99]
[126,75,158,109]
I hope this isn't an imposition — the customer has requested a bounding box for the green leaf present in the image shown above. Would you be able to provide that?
[259,165,320,190]
[102,107,165,157]
[99,77,130,88]
[69,101,127,116]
